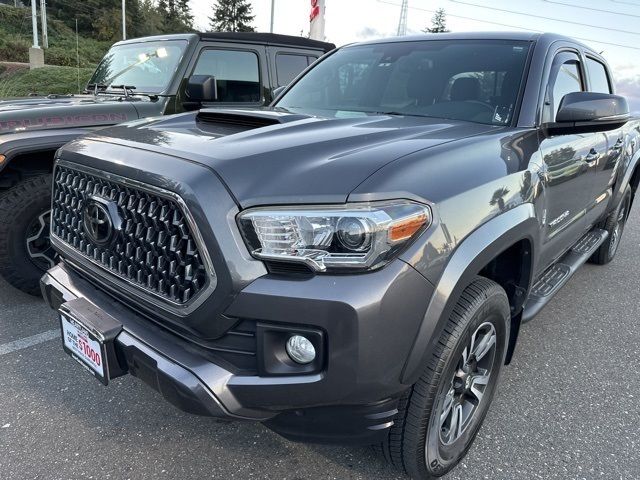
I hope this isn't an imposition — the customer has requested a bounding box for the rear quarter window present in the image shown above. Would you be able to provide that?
[276,53,309,87]
[586,57,612,94]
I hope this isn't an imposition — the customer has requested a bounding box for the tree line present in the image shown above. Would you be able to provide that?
[19,0,256,43]
[40,0,193,42]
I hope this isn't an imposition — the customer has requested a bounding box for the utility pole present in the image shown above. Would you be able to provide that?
[122,0,126,40]
[270,0,275,33]
[396,0,408,36]
[31,0,39,48]
[40,0,48,48]
[29,0,44,68]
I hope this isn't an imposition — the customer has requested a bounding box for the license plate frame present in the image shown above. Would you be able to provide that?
[58,298,124,386]
[60,311,109,385]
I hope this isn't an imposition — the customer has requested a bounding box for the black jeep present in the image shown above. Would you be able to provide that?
[0,32,334,294]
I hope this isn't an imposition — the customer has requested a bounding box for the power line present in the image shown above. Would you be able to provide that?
[610,0,640,6]
[378,0,545,33]
[449,0,640,36]
[542,0,640,19]
[376,0,640,52]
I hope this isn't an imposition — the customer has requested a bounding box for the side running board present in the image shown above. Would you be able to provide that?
[522,228,608,323]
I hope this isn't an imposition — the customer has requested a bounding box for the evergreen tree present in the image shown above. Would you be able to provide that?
[209,0,255,32]
[158,0,194,33]
[424,8,449,33]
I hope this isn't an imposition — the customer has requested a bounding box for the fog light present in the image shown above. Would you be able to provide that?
[286,335,316,364]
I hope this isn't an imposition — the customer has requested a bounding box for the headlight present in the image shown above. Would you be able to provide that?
[237,200,431,272]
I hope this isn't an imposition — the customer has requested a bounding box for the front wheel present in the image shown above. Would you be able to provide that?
[380,277,510,479]
[0,174,55,295]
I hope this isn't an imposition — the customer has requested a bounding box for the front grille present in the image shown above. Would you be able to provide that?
[51,165,211,305]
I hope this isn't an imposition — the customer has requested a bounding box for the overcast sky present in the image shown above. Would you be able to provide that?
[190,0,640,104]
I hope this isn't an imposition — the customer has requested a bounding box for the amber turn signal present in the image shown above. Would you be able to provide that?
[388,212,429,243]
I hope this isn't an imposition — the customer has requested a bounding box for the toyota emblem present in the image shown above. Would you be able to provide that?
[83,197,121,247]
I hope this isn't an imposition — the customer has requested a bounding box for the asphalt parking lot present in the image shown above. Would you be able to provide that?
[1,212,639,480]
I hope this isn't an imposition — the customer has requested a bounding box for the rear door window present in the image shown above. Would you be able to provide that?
[275,53,310,87]
[193,49,261,103]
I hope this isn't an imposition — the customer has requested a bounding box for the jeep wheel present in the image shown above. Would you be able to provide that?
[0,174,55,295]
[380,277,510,479]
[590,185,632,265]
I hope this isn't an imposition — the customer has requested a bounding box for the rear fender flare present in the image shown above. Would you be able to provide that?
[400,203,538,385]
[616,143,640,208]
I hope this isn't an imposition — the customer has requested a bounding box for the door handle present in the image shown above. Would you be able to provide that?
[584,149,599,164]
[612,138,624,151]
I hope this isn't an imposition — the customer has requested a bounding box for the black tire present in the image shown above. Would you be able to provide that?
[379,277,510,479]
[0,174,54,295]
[589,185,632,265]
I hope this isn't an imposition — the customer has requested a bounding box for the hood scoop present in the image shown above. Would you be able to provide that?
[196,108,310,129]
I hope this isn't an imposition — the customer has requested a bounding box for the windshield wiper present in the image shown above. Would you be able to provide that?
[108,85,158,100]
[109,84,136,99]
[85,83,108,95]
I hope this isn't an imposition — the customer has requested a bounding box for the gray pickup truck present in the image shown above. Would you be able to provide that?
[41,32,638,479]
[0,32,334,294]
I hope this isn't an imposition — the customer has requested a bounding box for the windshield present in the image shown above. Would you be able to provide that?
[276,40,531,125]
[88,40,187,94]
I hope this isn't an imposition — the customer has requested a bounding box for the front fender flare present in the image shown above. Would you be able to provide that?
[0,128,92,175]
[400,203,538,385]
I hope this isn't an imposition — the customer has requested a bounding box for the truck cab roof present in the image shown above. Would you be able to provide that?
[355,31,601,57]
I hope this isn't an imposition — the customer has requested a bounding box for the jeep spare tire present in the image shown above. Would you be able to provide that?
[0,174,55,295]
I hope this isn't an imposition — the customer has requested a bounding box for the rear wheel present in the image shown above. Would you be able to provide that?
[0,174,55,295]
[379,277,510,479]
[589,185,632,265]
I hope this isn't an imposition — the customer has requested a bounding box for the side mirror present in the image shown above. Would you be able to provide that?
[183,75,217,111]
[272,85,286,101]
[545,92,629,135]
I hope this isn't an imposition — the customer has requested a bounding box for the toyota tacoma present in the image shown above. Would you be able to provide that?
[0,32,334,294]
[41,33,639,479]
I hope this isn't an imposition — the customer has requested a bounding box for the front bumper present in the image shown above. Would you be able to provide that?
[42,259,434,444]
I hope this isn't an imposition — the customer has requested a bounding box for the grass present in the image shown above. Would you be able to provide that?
[0,4,111,68]
[0,5,101,98]
[0,65,95,97]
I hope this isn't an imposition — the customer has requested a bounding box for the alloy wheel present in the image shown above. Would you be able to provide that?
[608,196,630,259]
[25,209,56,271]
[438,322,497,446]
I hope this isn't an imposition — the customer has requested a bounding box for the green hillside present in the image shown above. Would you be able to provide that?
[0,1,194,97]
[0,64,95,97]
[0,4,111,67]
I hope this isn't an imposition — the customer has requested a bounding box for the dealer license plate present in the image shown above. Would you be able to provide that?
[60,312,108,385]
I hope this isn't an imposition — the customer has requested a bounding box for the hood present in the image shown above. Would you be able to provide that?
[0,95,142,135]
[85,109,502,207]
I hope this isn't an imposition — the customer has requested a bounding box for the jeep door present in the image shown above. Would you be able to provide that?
[180,42,269,109]
[537,50,606,271]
